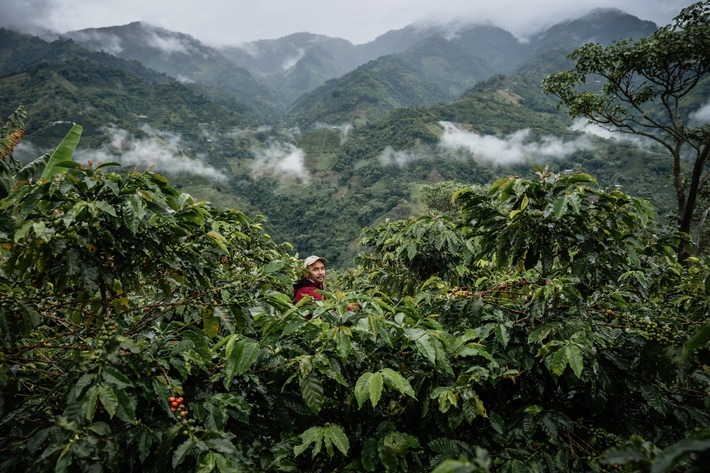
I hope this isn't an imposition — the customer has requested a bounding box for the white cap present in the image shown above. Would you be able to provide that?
[304,255,328,268]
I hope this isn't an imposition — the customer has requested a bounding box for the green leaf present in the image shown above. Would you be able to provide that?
[41,123,82,179]
[368,372,384,409]
[565,345,584,378]
[207,231,228,252]
[300,373,324,414]
[381,368,416,399]
[354,372,372,409]
[524,405,544,415]
[263,260,284,274]
[552,195,568,219]
[336,330,352,359]
[432,459,479,473]
[203,310,220,339]
[489,412,505,435]
[495,324,510,348]
[98,384,119,418]
[82,385,99,422]
[224,337,259,387]
[93,200,117,217]
[414,334,437,365]
[406,242,417,260]
[124,194,146,234]
[13,220,33,242]
[55,449,73,473]
[113,387,137,423]
[601,448,649,466]
[196,452,216,473]
[324,424,350,457]
[101,366,133,389]
[384,431,419,456]
[550,347,568,377]
[134,429,154,463]
[431,387,458,413]
[683,321,710,359]
[640,384,668,416]
[172,439,196,469]
[294,426,324,458]
[213,306,235,334]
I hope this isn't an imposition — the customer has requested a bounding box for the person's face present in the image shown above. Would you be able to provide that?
[307,260,326,283]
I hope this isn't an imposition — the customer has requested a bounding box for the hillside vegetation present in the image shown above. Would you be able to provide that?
[0,118,707,471]
[1,3,709,470]
[0,7,701,266]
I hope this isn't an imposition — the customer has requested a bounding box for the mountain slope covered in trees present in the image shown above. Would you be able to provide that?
[0,8,693,265]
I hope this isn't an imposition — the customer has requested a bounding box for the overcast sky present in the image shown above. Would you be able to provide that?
[0,0,697,46]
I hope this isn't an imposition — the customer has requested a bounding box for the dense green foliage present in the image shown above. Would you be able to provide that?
[1,114,708,472]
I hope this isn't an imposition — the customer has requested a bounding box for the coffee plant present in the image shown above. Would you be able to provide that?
[1,111,708,472]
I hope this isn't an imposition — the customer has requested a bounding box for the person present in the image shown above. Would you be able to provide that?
[293,255,328,303]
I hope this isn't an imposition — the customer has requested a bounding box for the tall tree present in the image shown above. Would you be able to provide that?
[541,0,710,261]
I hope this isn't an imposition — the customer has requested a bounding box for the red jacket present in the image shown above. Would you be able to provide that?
[293,277,326,303]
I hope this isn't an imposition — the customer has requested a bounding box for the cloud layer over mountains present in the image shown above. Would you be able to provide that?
[0,0,695,46]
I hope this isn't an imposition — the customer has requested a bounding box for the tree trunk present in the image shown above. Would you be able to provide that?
[677,140,710,263]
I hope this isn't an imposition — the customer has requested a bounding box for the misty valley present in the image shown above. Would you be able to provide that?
[2,7,700,264]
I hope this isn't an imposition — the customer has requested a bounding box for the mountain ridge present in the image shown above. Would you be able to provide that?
[58,8,658,114]
[0,9,677,266]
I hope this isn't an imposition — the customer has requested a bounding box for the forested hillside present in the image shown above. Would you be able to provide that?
[0,113,708,472]
[0,6,703,266]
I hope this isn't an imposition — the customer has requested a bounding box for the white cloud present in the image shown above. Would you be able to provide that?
[689,100,710,126]
[0,0,693,47]
[250,141,309,181]
[313,122,352,142]
[146,32,192,54]
[73,125,228,181]
[438,121,591,164]
[282,48,306,71]
[67,30,123,54]
[569,119,618,139]
[379,146,427,166]
[569,118,657,148]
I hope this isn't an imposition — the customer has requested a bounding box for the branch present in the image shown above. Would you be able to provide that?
[695,205,710,250]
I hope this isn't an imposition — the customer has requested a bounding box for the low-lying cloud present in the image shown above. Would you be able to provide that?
[250,140,309,181]
[313,122,353,142]
[66,30,123,54]
[378,146,428,166]
[438,121,591,164]
[282,48,306,71]
[147,32,194,55]
[689,100,710,126]
[73,125,228,181]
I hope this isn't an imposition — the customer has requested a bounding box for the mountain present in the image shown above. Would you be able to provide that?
[285,54,449,129]
[0,28,261,160]
[55,8,657,130]
[284,10,657,131]
[0,9,679,266]
[218,33,364,104]
[62,22,286,121]
[528,8,658,52]
[218,23,526,106]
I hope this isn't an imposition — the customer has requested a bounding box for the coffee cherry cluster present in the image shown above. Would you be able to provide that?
[605,310,679,345]
[587,426,622,450]
[94,323,118,346]
[168,396,188,417]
